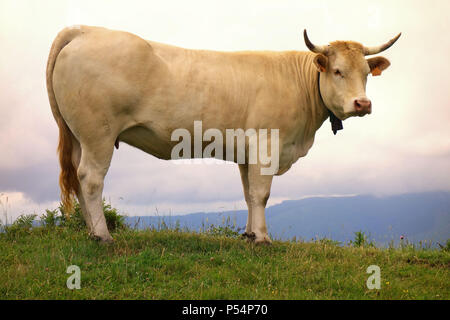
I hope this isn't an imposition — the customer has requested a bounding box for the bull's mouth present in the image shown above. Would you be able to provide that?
[350,110,371,118]
[339,109,370,120]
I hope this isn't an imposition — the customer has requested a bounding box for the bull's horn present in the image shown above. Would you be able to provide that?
[364,33,402,55]
[303,29,328,55]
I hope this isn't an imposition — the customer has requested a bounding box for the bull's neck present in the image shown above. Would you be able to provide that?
[293,52,329,138]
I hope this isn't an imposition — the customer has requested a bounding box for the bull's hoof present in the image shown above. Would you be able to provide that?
[242,232,257,242]
[243,231,272,245]
[100,237,114,245]
[241,232,256,241]
[90,233,114,244]
[254,233,272,245]
[254,237,272,245]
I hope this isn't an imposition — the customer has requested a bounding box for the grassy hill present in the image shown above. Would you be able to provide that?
[1,226,448,300]
[126,191,450,246]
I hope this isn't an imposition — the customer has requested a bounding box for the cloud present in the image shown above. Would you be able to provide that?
[0,192,60,225]
[1,0,450,219]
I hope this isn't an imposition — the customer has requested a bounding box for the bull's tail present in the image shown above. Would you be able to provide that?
[46,26,83,213]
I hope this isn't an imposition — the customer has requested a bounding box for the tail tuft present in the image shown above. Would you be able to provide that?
[57,119,79,214]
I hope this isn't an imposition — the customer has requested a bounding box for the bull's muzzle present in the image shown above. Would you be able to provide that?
[354,98,372,116]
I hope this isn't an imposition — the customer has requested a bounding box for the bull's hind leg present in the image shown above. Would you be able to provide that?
[77,140,115,242]
[71,137,94,233]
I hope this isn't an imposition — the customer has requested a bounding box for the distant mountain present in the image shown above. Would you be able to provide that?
[125,191,450,247]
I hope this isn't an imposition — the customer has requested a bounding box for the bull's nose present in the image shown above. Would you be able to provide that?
[354,98,372,115]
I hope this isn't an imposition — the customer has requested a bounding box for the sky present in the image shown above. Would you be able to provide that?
[1,0,449,222]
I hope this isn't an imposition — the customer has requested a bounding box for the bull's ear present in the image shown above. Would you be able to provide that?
[367,56,391,76]
[313,53,328,73]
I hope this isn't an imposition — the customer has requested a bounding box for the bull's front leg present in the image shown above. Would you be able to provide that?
[245,163,273,244]
[238,164,253,238]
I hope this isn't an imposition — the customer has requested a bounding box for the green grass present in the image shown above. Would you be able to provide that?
[0,226,448,300]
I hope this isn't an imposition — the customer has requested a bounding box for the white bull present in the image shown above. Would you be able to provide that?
[46,26,400,243]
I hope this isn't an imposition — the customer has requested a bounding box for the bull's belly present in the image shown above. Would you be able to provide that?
[118,124,242,163]
[118,125,173,160]
[275,139,314,175]
[118,124,314,175]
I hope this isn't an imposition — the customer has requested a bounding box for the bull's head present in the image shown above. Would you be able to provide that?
[304,30,401,120]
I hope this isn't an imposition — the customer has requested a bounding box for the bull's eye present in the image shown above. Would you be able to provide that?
[334,69,343,78]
